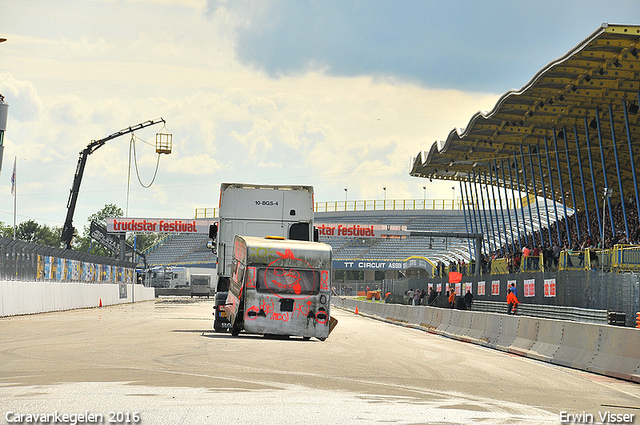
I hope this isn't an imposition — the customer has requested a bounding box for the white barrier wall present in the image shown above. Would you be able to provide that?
[333,297,640,383]
[0,281,156,317]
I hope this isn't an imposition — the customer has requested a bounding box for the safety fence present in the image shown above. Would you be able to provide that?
[332,297,640,383]
[0,237,136,283]
[384,270,639,327]
[559,245,640,272]
[449,245,640,276]
[471,300,611,324]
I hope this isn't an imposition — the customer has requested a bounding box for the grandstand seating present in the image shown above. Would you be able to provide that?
[144,233,215,266]
[315,210,471,262]
[142,202,556,266]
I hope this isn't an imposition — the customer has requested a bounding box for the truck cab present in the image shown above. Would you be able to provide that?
[211,183,316,332]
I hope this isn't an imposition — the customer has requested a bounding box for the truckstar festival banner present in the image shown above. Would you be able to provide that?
[106,218,217,234]
[316,223,407,238]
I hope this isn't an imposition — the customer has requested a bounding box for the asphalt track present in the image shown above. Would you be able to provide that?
[1,297,638,425]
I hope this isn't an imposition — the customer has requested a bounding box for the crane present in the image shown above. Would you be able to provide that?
[62,118,166,250]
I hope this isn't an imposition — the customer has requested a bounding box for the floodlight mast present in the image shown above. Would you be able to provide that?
[62,118,166,250]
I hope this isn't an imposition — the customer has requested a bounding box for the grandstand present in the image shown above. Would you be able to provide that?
[316,209,470,263]
[142,200,557,275]
[143,232,215,267]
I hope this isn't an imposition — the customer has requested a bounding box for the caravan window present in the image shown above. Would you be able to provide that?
[256,267,320,295]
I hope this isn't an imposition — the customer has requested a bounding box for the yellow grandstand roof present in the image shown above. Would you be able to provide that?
[410,23,640,211]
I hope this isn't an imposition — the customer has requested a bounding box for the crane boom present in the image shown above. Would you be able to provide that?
[62,118,166,250]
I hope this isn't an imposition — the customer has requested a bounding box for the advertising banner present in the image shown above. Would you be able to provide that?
[90,221,121,252]
[524,279,536,297]
[316,223,407,238]
[544,278,556,297]
[106,217,216,234]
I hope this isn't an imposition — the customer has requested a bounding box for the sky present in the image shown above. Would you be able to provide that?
[1,0,639,235]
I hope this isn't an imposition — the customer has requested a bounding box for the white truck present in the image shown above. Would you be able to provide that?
[148,266,190,289]
[190,273,211,297]
[210,183,318,332]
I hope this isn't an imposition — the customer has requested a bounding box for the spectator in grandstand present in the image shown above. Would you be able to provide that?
[532,245,541,270]
[522,245,531,270]
[543,245,553,270]
[552,243,560,269]
[588,249,599,269]
[506,288,519,315]
[464,289,473,310]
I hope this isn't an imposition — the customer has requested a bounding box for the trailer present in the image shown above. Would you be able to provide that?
[224,236,333,340]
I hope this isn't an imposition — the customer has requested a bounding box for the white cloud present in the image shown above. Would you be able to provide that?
[0,0,507,231]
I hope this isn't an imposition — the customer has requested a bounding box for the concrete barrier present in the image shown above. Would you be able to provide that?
[461,312,488,344]
[332,299,640,384]
[436,309,452,335]
[509,316,539,357]
[552,321,600,370]
[420,307,438,332]
[588,326,640,383]
[1,281,156,317]
[493,315,519,352]
[527,318,564,362]
[443,309,466,339]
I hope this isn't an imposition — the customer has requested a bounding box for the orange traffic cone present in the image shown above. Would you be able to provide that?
[355,306,359,315]
[99,299,102,307]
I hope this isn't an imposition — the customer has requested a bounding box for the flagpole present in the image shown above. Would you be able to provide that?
[12,156,16,239]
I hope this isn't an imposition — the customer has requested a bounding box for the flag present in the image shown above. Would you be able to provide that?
[448,271,462,284]
[10,157,15,195]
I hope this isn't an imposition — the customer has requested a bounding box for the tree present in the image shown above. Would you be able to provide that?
[35,224,63,248]
[0,221,13,238]
[0,220,63,248]
[16,220,40,243]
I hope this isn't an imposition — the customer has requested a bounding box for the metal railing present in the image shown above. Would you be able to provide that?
[195,198,473,218]
[468,300,610,324]
[0,237,136,283]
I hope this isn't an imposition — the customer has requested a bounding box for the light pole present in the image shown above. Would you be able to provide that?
[600,187,613,274]
[601,187,613,247]
[344,188,347,211]
[383,187,386,210]
[423,186,427,209]
[451,186,456,209]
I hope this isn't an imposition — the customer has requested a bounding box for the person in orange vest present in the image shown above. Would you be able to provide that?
[507,288,519,315]
[448,286,456,309]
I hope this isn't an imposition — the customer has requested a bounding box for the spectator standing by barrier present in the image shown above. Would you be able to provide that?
[428,288,437,306]
[448,287,456,308]
[414,289,421,306]
[507,289,519,314]
[464,290,473,310]
[509,282,517,298]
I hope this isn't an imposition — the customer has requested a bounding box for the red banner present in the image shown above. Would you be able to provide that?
[448,271,462,283]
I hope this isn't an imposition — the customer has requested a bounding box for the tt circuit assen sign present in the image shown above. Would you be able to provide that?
[106,218,216,234]
[333,257,431,271]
